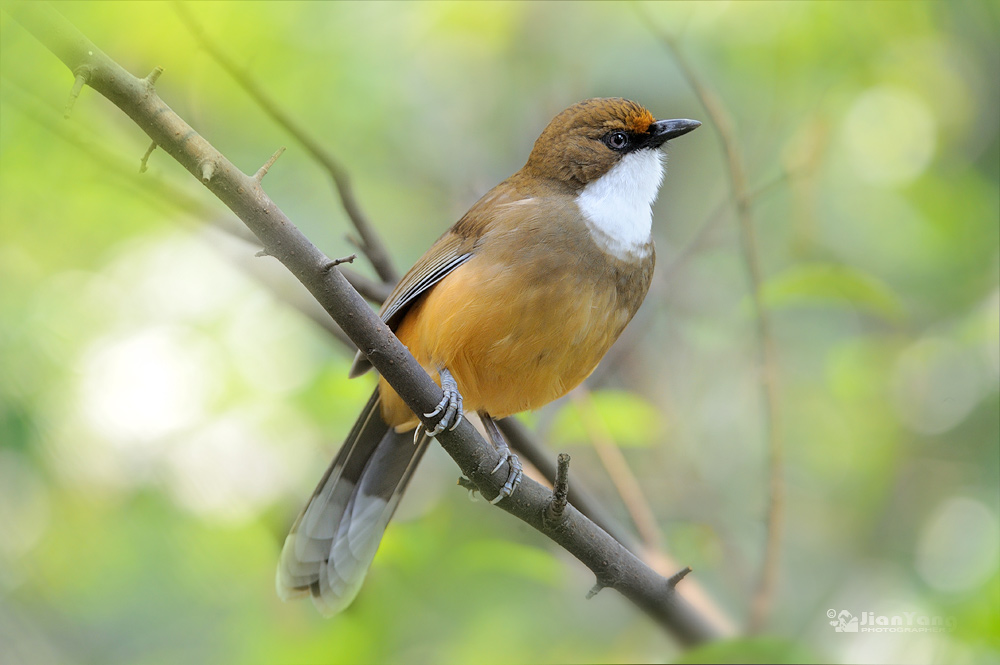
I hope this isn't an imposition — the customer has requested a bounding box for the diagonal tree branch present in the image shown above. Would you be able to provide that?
[7,1,720,646]
[0,73,378,349]
[172,1,400,285]
[5,68,709,596]
[6,64,728,633]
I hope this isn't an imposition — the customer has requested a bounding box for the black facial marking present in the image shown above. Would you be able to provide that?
[601,129,668,154]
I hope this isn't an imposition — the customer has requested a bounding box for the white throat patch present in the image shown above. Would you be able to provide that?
[575,149,665,259]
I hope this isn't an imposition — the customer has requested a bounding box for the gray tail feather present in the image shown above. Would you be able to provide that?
[276,389,429,615]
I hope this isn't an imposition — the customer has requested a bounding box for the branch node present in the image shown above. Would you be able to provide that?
[543,453,571,525]
[321,254,357,272]
[666,566,693,590]
[199,159,216,183]
[254,146,286,182]
[64,66,90,119]
[138,141,157,173]
[586,582,604,599]
[144,66,163,88]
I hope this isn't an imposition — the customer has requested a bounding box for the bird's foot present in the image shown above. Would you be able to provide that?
[420,367,464,439]
[481,413,523,504]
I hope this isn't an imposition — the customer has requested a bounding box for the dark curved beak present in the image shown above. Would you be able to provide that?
[648,118,701,147]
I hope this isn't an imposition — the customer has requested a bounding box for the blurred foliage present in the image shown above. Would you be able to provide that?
[1,2,998,664]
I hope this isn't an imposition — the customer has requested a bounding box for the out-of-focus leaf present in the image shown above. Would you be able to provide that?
[677,637,820,664]
[759,262,905,321]
[452,539,564,586]
[548,390,665,448]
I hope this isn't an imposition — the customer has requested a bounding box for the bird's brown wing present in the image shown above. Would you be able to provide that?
[348,231,475,377]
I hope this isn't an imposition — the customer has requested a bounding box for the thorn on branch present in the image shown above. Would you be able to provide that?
[544,453,571,525]
[586,582,604,599]
[457,476,482,501]
[138,141,157,173]
[255,249,271,258]
[64,66,91,119]
[254,146,286,182]
[199,159,216,183]
[321,254,357,272]
[144,66,163,88]
[666,566,693,589]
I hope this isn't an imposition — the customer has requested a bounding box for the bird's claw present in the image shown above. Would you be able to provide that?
[421,368,464,438]
[485,424,523,504]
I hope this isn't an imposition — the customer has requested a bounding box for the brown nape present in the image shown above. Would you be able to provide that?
[522,97,658,190]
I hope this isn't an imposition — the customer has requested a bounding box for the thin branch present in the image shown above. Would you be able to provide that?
[499,406,737,637]
[8,1,718,646]
[640,7,785,633]
[172,1,399,285]
[338,266,393,304]
[497,417,637,548]
[569,387,664,553]
[590,169,791,386]
[0,72,355,349]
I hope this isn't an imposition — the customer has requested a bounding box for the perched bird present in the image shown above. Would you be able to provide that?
[278,97,700,615]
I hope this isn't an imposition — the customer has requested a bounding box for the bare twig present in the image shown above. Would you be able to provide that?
[253,146,286,182]
[144,65,163,87]
[322,254,357,270]
[543,453,571,525]
[667,567,693,589]
[497,417,634,546]
[9,1,717,645]
[172,1,399,285]
[640,7,785,633]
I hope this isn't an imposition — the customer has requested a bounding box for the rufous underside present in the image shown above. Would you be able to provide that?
[378,197,654,430]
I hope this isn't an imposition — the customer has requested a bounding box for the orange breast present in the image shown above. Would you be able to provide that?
[378,250,640,430]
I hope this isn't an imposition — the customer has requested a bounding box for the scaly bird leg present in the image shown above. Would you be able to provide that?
[480,412,523,503]
[414,367,464,443]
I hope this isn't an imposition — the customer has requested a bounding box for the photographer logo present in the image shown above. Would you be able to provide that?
[827,608,956,634]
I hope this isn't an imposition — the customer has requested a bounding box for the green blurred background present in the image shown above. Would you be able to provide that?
[1,2,997,664]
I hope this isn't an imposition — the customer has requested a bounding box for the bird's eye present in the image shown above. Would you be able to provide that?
[604,131,629,151]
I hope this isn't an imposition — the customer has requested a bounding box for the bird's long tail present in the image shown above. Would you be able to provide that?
[277,388,429,615]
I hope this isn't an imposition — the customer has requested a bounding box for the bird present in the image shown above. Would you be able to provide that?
[277,97,700,616]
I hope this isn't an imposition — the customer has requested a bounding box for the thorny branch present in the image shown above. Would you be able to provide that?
[7,1,719,646]
[172,1,399,285]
